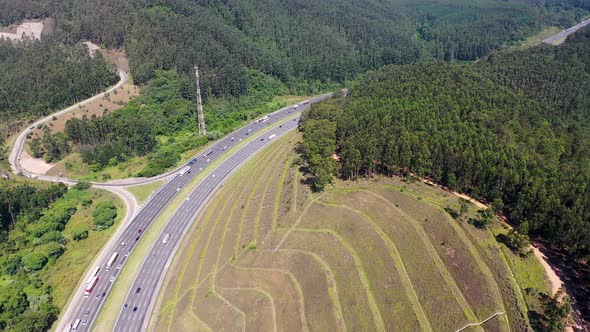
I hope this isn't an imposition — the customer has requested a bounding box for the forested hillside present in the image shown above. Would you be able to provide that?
[301,26,590,260]
[0,37,118,150]
[2,0,589,99]
[0,180,120,331]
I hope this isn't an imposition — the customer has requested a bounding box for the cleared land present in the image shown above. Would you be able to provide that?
[151,133,548,331]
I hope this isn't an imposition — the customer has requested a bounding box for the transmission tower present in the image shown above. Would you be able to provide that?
[194,65,207,136]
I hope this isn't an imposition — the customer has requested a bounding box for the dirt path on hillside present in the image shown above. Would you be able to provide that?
[19,150,54,175]
[418,176,564,295]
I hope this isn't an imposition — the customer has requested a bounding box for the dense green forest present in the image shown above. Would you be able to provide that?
[0,181,118,331]
[0,37,117,141]
[2,0,589,100]
[301,26,590,259]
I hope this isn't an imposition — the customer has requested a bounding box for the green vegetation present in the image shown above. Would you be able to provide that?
[46,69,311,180]
[126,181,163,205]
[0,180,122,331]
[302,26,590,260]
[300,26,590,328]
[92,201,117,230]
[153,132,549,331]
[0,37,118,144]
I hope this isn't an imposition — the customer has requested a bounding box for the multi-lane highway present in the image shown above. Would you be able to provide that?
[62,95,330,332]
[543,18,590,45]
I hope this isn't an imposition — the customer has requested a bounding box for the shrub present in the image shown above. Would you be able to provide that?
[93,201,118,230]
[72,228,89,241]
[22,252,48,271]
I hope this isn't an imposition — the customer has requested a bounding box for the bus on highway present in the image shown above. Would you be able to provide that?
[84,277,98,297]
[85,266,100,284]
[163,233,170,244]
[106,252,118,271]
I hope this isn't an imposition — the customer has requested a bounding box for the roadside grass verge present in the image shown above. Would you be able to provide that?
[126,180,164,204]
[94,112,301,331]
[41,188,124,308]
[152,130,295,331]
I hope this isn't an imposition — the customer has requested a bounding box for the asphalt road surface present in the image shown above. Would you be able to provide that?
[543,18,590,44]
[64,96,330,332]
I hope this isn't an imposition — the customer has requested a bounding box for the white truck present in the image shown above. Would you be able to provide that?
[85,266,100,284]
[268,134,277,140]
[162,233,171,244]
[179,166,191,176]
[106,252,118,271]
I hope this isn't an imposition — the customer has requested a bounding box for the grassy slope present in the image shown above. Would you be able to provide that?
[93,111,302,331]
[126,181,164,205]
[40,188,125,309]
[151,134,548,331]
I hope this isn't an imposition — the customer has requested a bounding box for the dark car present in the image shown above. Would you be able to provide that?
[138,229,142,234]
[136,287,141,294]
[123,303,128,308]
[133,306,138,312]
[135,236,140,241]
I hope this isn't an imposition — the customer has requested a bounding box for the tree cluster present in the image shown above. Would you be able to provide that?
[0,37,118,137]
[301,26,590,260]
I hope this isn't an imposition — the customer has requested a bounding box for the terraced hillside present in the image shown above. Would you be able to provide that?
[151,130,542,331]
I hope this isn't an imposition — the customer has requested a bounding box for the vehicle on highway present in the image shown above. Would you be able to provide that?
[123,303,128,308]
[268,134,277,140]
[117,264,122,270]
[63,323,72,332]
[260,138,264,141]
[85,266,100,284]
[121,241,125,247]
[82,320,87,326]
[136,287,141,293]
[125,251,129,257]
[72,319,81,331]
[84,310,89,316]
[135,235,140,241]
[138,229,142,233]
[85,277,98,297]
[106,252,118,271]
[30,174,38,179]
[95,294,99,299]
[188,158,197,165]
[223,145,227,150]
[163,233,171,244]
[206,150,215,156]
[110,276,115,282]
[302,100,310,105]
[178,166,191,176]
[133,306,138,312]
[294,104,299,109]
[231,137,235,141]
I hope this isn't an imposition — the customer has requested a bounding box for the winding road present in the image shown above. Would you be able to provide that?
[543,18,590,45]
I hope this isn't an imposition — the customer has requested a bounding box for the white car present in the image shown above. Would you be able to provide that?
[294,104,299,109]
[110,276,115,282]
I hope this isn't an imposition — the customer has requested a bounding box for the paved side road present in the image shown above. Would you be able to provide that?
[8,69,128,176]
[543,18,590,45]
[59,96,330,332]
